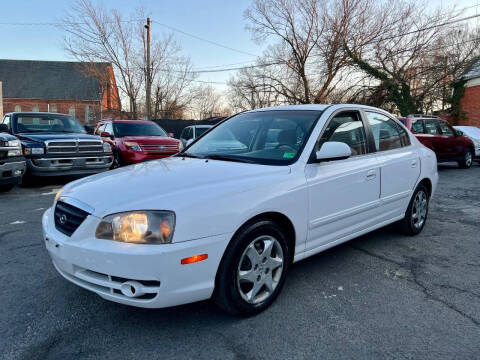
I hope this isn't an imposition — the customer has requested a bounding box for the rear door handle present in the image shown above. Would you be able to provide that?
[411,159,417,168]
[366,169,376,180]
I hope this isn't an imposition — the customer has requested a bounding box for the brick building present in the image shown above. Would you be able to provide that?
[458,60,480,127]
[0,59,120,124]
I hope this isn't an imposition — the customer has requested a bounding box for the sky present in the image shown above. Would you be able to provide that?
[0,0,479,92]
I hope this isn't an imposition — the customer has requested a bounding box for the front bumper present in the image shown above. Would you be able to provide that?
[27,155,113,176]
[0,160,26,185]
[42,207,231,308]
[121,149,177,165]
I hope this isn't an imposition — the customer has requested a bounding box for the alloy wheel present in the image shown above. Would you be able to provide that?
[411,190,428,230]
[236,235,284,304]
[465,151,472,167]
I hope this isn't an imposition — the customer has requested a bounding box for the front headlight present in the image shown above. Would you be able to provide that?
[103,142,112,153]
[7,149,22,156]
[7,140,20,147]
[178,141,184,152]
[124,141,142,151]
[95,211,175,244]
[24,147,45,155]
[54,188,62,202]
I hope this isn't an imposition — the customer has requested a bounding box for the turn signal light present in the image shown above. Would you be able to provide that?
[181,254,208,265]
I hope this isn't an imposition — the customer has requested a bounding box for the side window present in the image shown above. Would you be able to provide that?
[3,115,11,129]
[438,122,454,136]
[411,120,424,133]
[396,123,411,146]
[104,122,114,135]
[424,120,439,135]
[185,127,193,140]
[180,128,188,139]
[320,112,368,156]
[365,112,403,151]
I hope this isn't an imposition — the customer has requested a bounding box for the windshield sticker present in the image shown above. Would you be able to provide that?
[283,152,295,159]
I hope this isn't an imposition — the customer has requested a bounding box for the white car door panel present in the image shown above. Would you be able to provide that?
[305,155,381,251]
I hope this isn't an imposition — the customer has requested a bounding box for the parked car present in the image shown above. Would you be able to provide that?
[453,125,480,163]
[94,119,183,168]
[43,104,438,315]
[179,125,213,147]
[398,115,475,168]
[0,127,26,192]
[1,112,113,178]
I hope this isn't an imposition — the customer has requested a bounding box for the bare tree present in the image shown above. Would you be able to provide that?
[190,85,223,120]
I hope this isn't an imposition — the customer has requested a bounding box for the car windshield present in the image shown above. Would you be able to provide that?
[195,127,210,137]
[15,115,86,134]
[113,122,167,137]
[184,110,321,165]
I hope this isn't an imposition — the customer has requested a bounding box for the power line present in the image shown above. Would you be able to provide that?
[150,20,258,58]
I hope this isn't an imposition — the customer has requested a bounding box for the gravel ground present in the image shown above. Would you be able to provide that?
[0,164,479,360]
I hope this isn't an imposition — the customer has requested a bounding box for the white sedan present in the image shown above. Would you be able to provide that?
[42,104,438,315]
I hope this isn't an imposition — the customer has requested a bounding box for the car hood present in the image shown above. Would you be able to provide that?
[119,136,180,145]
[17,133,101,143]
[0,133,18,142]
[60,156,290,217]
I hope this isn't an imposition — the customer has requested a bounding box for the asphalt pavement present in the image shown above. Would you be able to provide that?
[1,165,479,360]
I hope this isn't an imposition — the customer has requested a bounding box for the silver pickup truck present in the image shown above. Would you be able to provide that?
[0,129,26,192]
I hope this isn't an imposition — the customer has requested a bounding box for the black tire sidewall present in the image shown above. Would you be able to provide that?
[404,184,429,235]
[459,149,473,169]
[216,220,290,315]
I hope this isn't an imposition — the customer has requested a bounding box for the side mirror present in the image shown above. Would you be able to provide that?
[0,124,9,133]
[168,132,174,138]
[186,138,194,146]
[315,141,352,162]
[101,131,112,139]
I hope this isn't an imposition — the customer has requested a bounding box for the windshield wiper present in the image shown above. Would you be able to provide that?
[179,152,204,159]
[204,154,255,164]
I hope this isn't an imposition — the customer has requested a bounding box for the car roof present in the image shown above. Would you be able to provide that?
[192,125,213,128]
[6,112,73,117]
[99,119,154,124]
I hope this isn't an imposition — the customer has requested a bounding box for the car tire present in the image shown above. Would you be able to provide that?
[398,184,430,236]
[214,219,290,316]
[458,149,473,169]
[0,184,15,192]
[112,151,122,169]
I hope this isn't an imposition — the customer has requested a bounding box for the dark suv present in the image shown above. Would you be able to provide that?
[0,128,26,191]
[2,112,113,178]
[399,115,475,168]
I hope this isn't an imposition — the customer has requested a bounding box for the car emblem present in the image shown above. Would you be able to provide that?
[59,214,68,225]
[158,145,165,150]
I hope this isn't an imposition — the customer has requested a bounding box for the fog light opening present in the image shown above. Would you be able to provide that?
[120,281,145,298]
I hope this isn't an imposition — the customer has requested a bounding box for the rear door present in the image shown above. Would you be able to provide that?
[364,111,421,218]
[424,119,446,158]
[437,121,459,157]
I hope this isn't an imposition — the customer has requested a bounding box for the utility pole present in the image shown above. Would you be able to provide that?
[145,17,151,120]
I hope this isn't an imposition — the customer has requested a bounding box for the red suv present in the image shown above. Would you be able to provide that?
[399,115,475,168]
[94,120,182,168]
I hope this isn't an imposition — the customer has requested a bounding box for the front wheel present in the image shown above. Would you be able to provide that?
[214,220,290,316]
[111,151,122,169]
[398,184,429,236]
[458,149,473,169]
[0,184,15,192]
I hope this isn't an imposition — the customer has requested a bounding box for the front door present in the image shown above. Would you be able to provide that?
[305,110,381,252]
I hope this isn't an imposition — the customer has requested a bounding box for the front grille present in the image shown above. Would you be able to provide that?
[140,144,178,153]
[54,201,90,236]
[46,140,103,154]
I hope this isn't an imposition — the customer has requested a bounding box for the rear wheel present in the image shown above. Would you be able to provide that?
[458,149,473,169]
[214,220,290,316]
[398,184,429,236]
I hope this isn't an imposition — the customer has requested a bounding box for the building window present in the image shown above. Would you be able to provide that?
[32,105,39,112]
[50,104,57,112]
[69,106,75,117]
[14,105,21,112]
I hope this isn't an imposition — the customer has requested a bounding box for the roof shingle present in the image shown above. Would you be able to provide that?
[0,59,110,101]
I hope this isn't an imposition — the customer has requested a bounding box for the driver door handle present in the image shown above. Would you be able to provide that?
[366,169,377,180]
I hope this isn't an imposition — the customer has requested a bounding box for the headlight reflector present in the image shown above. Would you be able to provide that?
[96,211,175,244]
[24,147,44,155]
[7,149,22,156]
[124,141,142,151]
[7,140,20,147]
[103,142,112,153]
